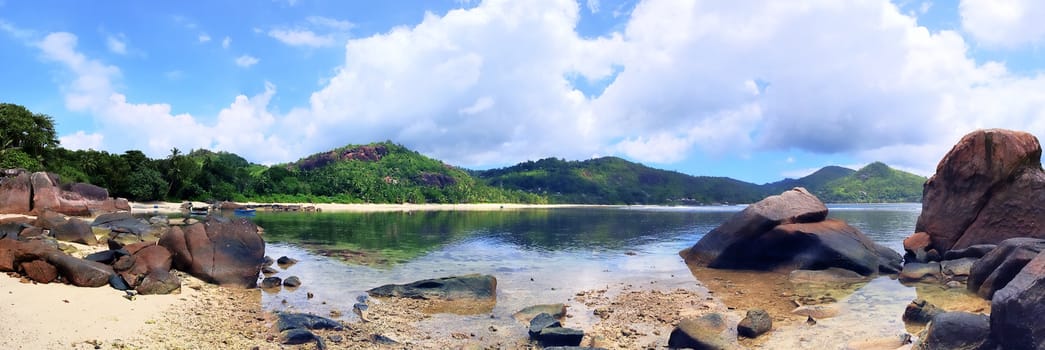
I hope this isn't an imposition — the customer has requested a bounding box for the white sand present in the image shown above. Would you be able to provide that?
[0,274,200,349]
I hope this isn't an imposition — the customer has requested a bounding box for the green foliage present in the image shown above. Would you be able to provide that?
[478,157,766,204]
[0,103,59,168]
[815,162,926,203]
[0,149,41,171]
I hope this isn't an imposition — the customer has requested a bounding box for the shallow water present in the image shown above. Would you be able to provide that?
[250,203,985,347]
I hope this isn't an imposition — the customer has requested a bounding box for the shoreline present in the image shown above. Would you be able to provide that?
[131,201,625,215]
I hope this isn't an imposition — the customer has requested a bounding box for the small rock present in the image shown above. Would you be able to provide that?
[668,313,737,349]
[806,316,816,325]
[738,308,772,338]
[902,298,940,324]
[899,262,942,283]
[513,303,567,322]
[328,335,343,343]
[260,276,282,289]
[262,256,275,266]
[537,327,585,347]
[371,334,397,345]
[283,276,301,288]
[529,313,561,337]
[280,328,316,345]
[261,266,278,275]
[276,256,297,267]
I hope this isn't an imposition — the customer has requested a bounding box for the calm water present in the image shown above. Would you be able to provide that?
[251,204,927,326]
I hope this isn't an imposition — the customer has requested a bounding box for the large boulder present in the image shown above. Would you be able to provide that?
[681,188,900,276]
[0,172,31,214]
[967,238,1045,299]
[914,312,992,350]
[113,243,179,294]
[46,252,114,287]
[158,216,265,288]
[913,129,1045,252]
[682,188,827,264]
[367,274,497,301]
[52,218,98,245]
[990,250,1045,349]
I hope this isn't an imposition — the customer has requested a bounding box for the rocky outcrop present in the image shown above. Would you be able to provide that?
[114,243,180,295]
[681,188,901,276]
[158,216,265,288]
[911,129,1045,254]
[0,171,129,216]
[367,274,497,301]
[0,239,114,287]
[0,172,31,214]
[989,249,1045,349]
[967,238,1045,299]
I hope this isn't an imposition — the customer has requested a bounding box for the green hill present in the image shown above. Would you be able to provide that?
[476,157,766,205]
[279,142,544,204]
[763,165,856,194]
[814,162,926,202]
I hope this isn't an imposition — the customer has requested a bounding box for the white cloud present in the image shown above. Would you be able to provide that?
[22,0,1045,177]
[960,0,1045,47]
[222,36,231,49]
[268,28,334,47]
[920,1,933,14]
[105,33,127,55]
[34,32,290,163]
[235,55,259,67]
[198,33,211,42]
[59,131,104,150]
[306,16,354,31]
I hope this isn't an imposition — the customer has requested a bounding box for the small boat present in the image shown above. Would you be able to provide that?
[234,208,257,216]
[189,207,209,216]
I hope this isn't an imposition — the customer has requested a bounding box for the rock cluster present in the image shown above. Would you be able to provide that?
[0,213,265,294]
[0,170,129,216]
[681,187,901,276]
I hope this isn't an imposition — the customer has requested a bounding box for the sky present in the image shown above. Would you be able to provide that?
[3,0,1045,184]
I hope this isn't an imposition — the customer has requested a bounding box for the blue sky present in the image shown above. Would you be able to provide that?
[3,0,1045,184]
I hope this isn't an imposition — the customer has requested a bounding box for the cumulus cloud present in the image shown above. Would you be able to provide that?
[34,32,289,163]
[222,36,231,49]
[268,28,334,47]
[960,0,1045,47]
[59,131,104,150]
[235,54,259,67]
[21,0,1045,176]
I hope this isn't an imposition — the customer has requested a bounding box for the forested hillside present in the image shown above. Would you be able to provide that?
[1,102,926,205]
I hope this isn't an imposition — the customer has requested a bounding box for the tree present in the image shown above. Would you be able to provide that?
[0,103,59,165]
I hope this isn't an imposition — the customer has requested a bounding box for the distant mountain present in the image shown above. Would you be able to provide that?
[814,162,926,202]
[475,157,766,205]
[479,158,926,204]
[763,165,856,194]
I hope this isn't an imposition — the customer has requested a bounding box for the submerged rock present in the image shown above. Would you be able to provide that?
[681,188,901,276]
[261,276,282,289]
[513,303,567,322]
[367,274,497,301]
[788,268,868,284]
[283,276,301,288]
[791,304,843,319]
